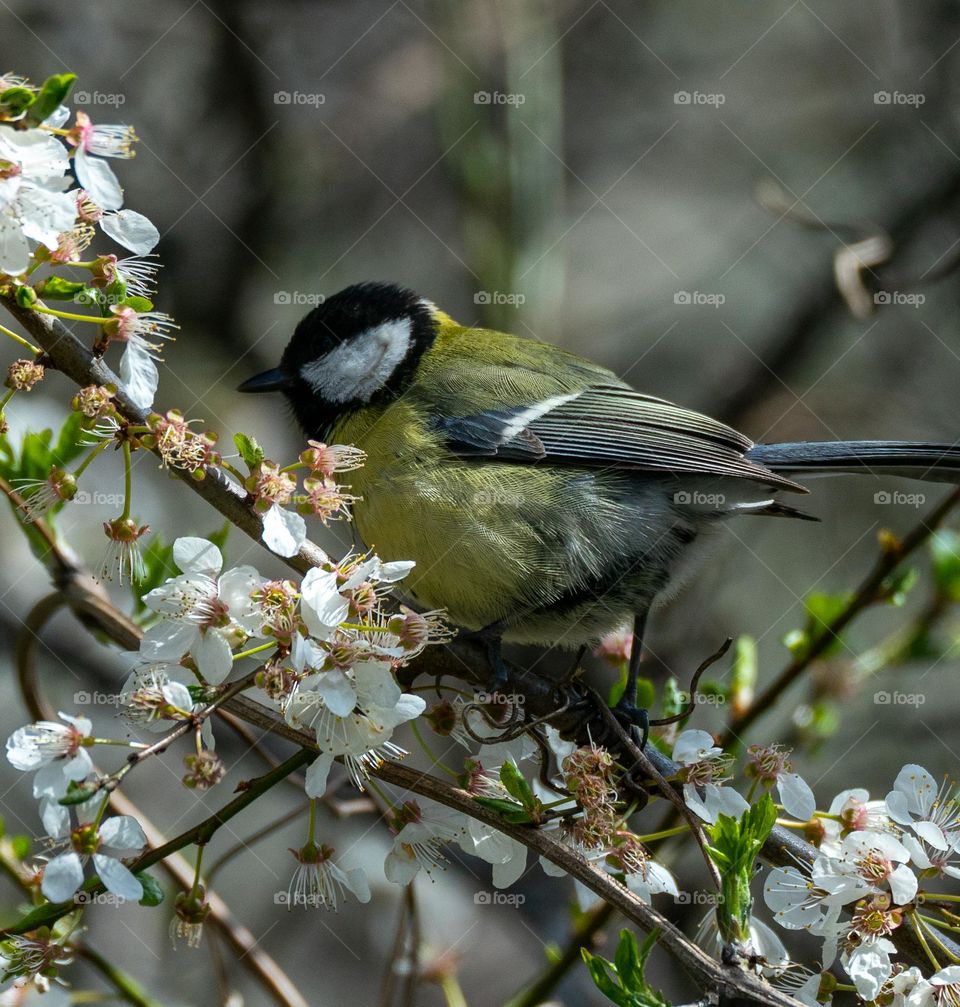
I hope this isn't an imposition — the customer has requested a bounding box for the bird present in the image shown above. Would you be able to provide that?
[239,280,960,732]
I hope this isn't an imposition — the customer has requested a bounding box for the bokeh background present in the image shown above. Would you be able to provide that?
[2,2,960,1004]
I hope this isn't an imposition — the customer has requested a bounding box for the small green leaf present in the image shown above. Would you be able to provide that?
[234,432,265,469]
[35,276,90,300]
[136,871,165,907]
[0,86,35,116]
[10,835,30,861]
[58,781,99,805]
[122,295,154,313]
[931,530,960,600]
[25,72,76,125]
[581,929,669,1007]
[500,761,535,809]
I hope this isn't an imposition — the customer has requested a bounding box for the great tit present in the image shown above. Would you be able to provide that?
[239,281,960,679]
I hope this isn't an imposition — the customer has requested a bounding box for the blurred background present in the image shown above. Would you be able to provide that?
[3,1,960,1004]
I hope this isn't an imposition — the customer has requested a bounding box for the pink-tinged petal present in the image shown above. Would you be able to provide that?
[261,505,306,558]
[94,854,143,902]
[41,852,84,902]
[195,630,233,684]
[101,209,158,254]
[304,752,334,798]
[173,537,223,577]
[99,815,147,853]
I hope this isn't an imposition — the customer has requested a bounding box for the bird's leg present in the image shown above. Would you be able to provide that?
[613,610,650,751]
[458,620,511,696]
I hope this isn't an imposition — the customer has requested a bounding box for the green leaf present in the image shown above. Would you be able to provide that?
[10,835,30,861]
[471,795,534,825]
[122,295,154,313]
[0,86,35,116]
[882,566,918,607]
[132,534,177,616]
[581,929,670,1007]
[35,276,90,300]
[136,871,165,907]
[500,761,535,809]
[931,530,960,601]
[233,432,265,469]
[25,73,76,125]
[706,795,778,945]
[660,677,686,719]
[58,781,99,805]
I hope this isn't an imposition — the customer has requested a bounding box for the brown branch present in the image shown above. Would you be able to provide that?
[721,485,960,747]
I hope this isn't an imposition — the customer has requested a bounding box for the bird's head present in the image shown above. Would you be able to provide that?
[238,281,439,437]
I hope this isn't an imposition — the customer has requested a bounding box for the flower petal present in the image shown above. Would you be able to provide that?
[41,851,85,902]
[778,773,816,822]
[261,505,306,558]
[74,149,123,209]
[195,630,233,684]
[94,854,143,902]
[173,537,223,577]
[101,209,159,254]
[99,815,147,853]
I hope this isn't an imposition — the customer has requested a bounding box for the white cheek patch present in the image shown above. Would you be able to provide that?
[300,317,413,403]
